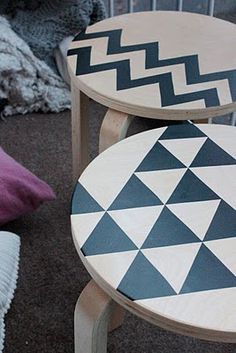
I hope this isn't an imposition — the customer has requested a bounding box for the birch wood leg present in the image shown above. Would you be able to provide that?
[108,305,125,332]
[231,112,236,126]
[74,280,124,353]
[71,83,90,183]
[99,109,134,153]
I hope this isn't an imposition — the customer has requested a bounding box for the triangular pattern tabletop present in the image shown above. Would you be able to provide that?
[71,123,236,340]
[67,11,236,119]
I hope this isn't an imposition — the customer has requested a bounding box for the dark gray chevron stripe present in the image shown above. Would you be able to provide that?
[68,29,236,108]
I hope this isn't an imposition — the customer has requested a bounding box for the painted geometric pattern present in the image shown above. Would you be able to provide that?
[68,28,236,108]
[71,123,236,330]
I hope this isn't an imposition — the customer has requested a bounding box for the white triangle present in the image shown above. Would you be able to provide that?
[86,250,138,289]
[71,212,105,247]
[205,238,236,276]
[135,169,186,204]
[142,243,201,293]
[136,287,236,332]
[108,205,164,248]
[167,200,221,241]
[191,165,236,209]
[196,124,236,159]
[79,127,167,209]
[159,137,207,167]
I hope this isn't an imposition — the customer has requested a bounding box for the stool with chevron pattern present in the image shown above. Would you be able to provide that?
[67,11,236,180]
[71,123,236,353]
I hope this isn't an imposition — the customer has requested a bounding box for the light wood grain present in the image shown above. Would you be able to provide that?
[71,124,236,343]
[99,109,134,153]
[68,11,236,120]
[71,83,90,182]
[108,304,125,332]
[74,280,122,353]
[72,230,236,344]
[231,112,236,125]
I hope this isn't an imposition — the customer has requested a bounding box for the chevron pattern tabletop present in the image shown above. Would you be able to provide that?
[67,11,236,118]
[71,123,236,339]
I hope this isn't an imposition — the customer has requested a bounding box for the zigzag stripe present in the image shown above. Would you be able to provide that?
[68,29,236,108]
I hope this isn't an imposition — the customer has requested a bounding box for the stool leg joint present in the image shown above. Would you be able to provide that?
[74,280,124,353]
[99,109,134,153]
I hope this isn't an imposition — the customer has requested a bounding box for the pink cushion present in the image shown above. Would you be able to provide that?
[0,147,56,225]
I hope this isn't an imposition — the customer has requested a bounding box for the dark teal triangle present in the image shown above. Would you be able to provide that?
[109,174,162,210]
[117,252,176,300]
[71,182,104,214]
[142,207,200,249]
[180,244,236,294]
[159,123,206,140]
[191,138,236,167]
[135,141,185,172]
[167,170,219,204]
[204,201,236,241]
[81,213,138,256]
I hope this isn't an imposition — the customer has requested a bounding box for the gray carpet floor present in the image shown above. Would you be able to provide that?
[0,100,235,353]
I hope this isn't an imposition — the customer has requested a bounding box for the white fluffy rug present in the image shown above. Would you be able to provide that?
[0,16,71,117]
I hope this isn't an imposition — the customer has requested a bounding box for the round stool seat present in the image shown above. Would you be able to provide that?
[71,123,236,343]
[68,11,236,120]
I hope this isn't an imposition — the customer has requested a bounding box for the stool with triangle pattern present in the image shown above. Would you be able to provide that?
[71,123,236,352]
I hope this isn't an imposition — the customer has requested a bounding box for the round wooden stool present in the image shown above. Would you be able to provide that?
[67,11,236,180]
[71,123,236,352]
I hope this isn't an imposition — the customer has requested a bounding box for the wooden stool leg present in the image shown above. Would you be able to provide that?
[208,117,213,124]
[108,304,125,332]
[71,83,90,183]
[74,280,124,353]
[231,112,236,126]
[99,109,134,153]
